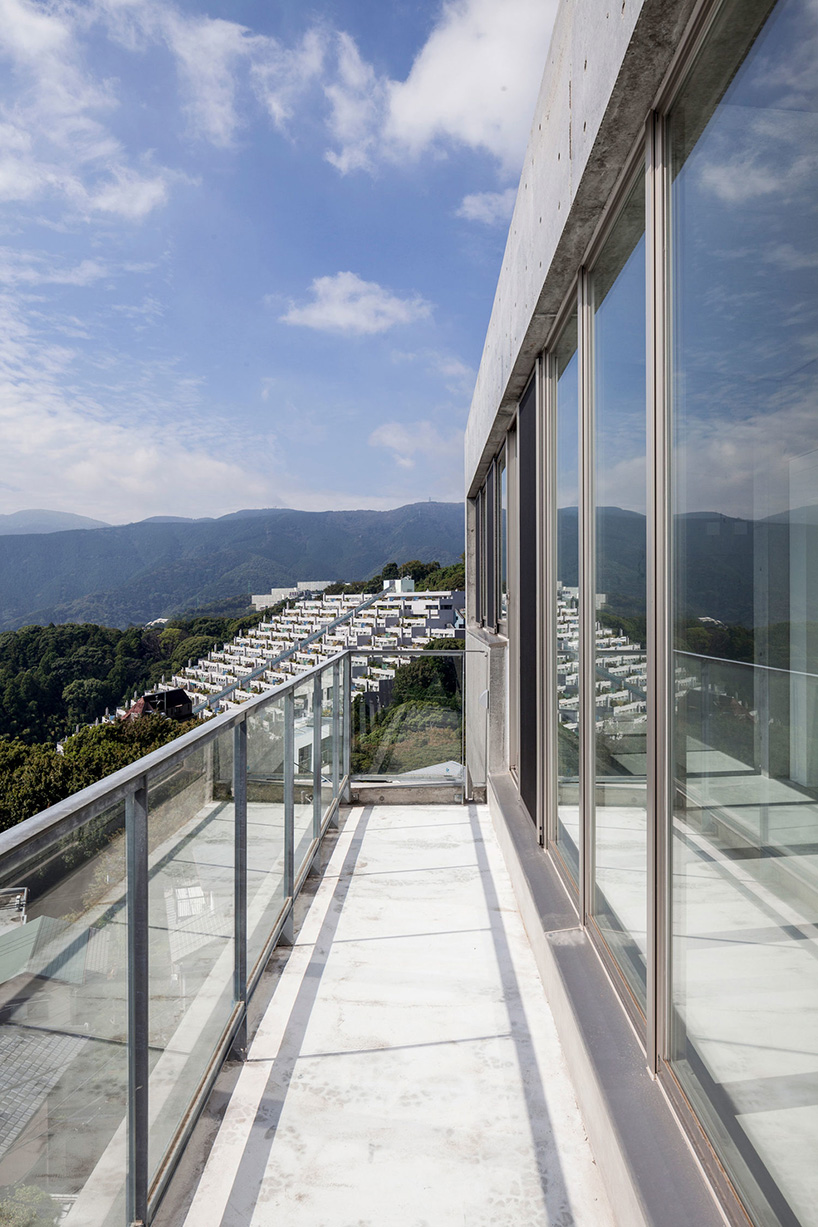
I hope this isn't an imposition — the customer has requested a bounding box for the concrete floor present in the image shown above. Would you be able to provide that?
[177,804,615,1227]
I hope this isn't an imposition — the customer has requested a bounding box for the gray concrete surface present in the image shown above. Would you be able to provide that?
[173,804,615,1227]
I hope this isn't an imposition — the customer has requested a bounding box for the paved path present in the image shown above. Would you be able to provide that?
[183,804,615,1227]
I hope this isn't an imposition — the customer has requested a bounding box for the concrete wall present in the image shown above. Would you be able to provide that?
[464,0,700,495]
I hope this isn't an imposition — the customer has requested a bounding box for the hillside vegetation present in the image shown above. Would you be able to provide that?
[0,501,464,630]
[324,556,465,595]
[0,613,262,744]
[0,555,464,830]
[0,716,197,834]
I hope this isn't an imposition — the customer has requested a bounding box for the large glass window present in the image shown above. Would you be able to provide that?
[668,1,818,1222]
[499,451,508,624]
[590,178,648,1008]
[555,311,581,880]
[475,490,484,624]
[518,376,538,823]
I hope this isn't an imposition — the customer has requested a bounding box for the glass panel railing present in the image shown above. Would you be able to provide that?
[246,698,286,977]
[293,678,316,880]
[0,798,129,1227]
[145,733,235,1185]
[319,665,335,824]
[0,650,369,1223]
[350,651,464,784]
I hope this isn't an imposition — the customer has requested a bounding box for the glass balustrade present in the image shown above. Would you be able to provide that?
[349,651,464,786]
[0,647,463,1225]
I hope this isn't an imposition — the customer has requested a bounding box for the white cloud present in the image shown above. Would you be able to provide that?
[324,32,388,173]
[251,28,326,131]
[369,418,462,470]
[281,271,431,335]
[82,164,171,220]
[386,0,556,169]
[0,250,108,286]
[391,348,475,394]
[160,11,257,148]
[0,286,274,522]
[326,0,557,177]
[0,0,176,220]
[95,1,326,148]
[456,187,516,225]
[0,0,556,217]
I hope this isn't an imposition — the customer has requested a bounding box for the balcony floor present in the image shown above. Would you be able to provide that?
[169,804,614,1227]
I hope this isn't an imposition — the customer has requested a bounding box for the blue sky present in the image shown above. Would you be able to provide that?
[0,0,558,524]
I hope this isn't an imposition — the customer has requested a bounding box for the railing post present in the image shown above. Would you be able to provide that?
[342,652,351,801]
[313,671,322,840]
[332,660,341,805]
[126,780,149,1227]
[283,690,295,943]
[231,721,248,1060]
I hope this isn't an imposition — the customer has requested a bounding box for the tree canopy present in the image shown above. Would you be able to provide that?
[0,612,262,745]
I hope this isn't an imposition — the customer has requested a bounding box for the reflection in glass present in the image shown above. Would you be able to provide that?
[351,653,464,782]
[246,699,286,975]
[320,666,336,821]
[293,678,316,880]
[590,178,648,1008]
[556,310,581,880]
[146,736,235,1183]
[499,453,508,622]
[0,801,129,1227]
[669,1,818,1222]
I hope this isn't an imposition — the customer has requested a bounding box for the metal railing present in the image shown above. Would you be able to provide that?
[0,647,465,1227]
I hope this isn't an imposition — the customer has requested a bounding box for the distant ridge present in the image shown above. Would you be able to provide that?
[0,501,464,630]
[0,509,110,535]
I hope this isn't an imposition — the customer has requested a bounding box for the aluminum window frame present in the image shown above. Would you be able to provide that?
[507,419,520,777]
[496,444,509,637]
[541,282,582,886]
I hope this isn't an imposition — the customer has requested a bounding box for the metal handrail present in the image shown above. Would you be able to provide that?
[0,651,344,871]
[0,642,469,1225]
[674,648,818,681]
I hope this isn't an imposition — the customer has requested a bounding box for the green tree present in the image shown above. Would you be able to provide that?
[399,559,440,583]
[62,678,108,727]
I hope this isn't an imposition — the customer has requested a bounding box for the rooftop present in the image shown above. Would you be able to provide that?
[155,803,614,1227]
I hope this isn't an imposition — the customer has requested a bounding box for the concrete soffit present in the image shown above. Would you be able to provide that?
[465,0,701,497]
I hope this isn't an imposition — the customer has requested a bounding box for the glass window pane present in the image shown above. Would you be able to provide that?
[518,381,538,822]
[668,1,818,1222]
[0,801,128,1227]
[146,734,235,1183]
[499,453,508,622]
[556,310,581,880]
[246,699,286,974]
[590,177,648,1009]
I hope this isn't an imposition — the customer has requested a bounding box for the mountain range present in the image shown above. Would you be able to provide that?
[0,502,464,630]
[0,509,111,535]
[0,501,808,632]
[557,506,802,627]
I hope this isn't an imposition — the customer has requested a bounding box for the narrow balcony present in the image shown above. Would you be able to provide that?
[154,801,613,1226]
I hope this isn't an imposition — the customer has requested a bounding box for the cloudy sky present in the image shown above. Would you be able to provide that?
[0,0,557,524]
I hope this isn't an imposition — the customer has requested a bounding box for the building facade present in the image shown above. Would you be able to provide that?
[464,1,817,1224]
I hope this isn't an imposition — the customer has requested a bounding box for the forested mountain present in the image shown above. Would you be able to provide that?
[0,509,110,534]
[0,502,464,630]
[558,506,800,627]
